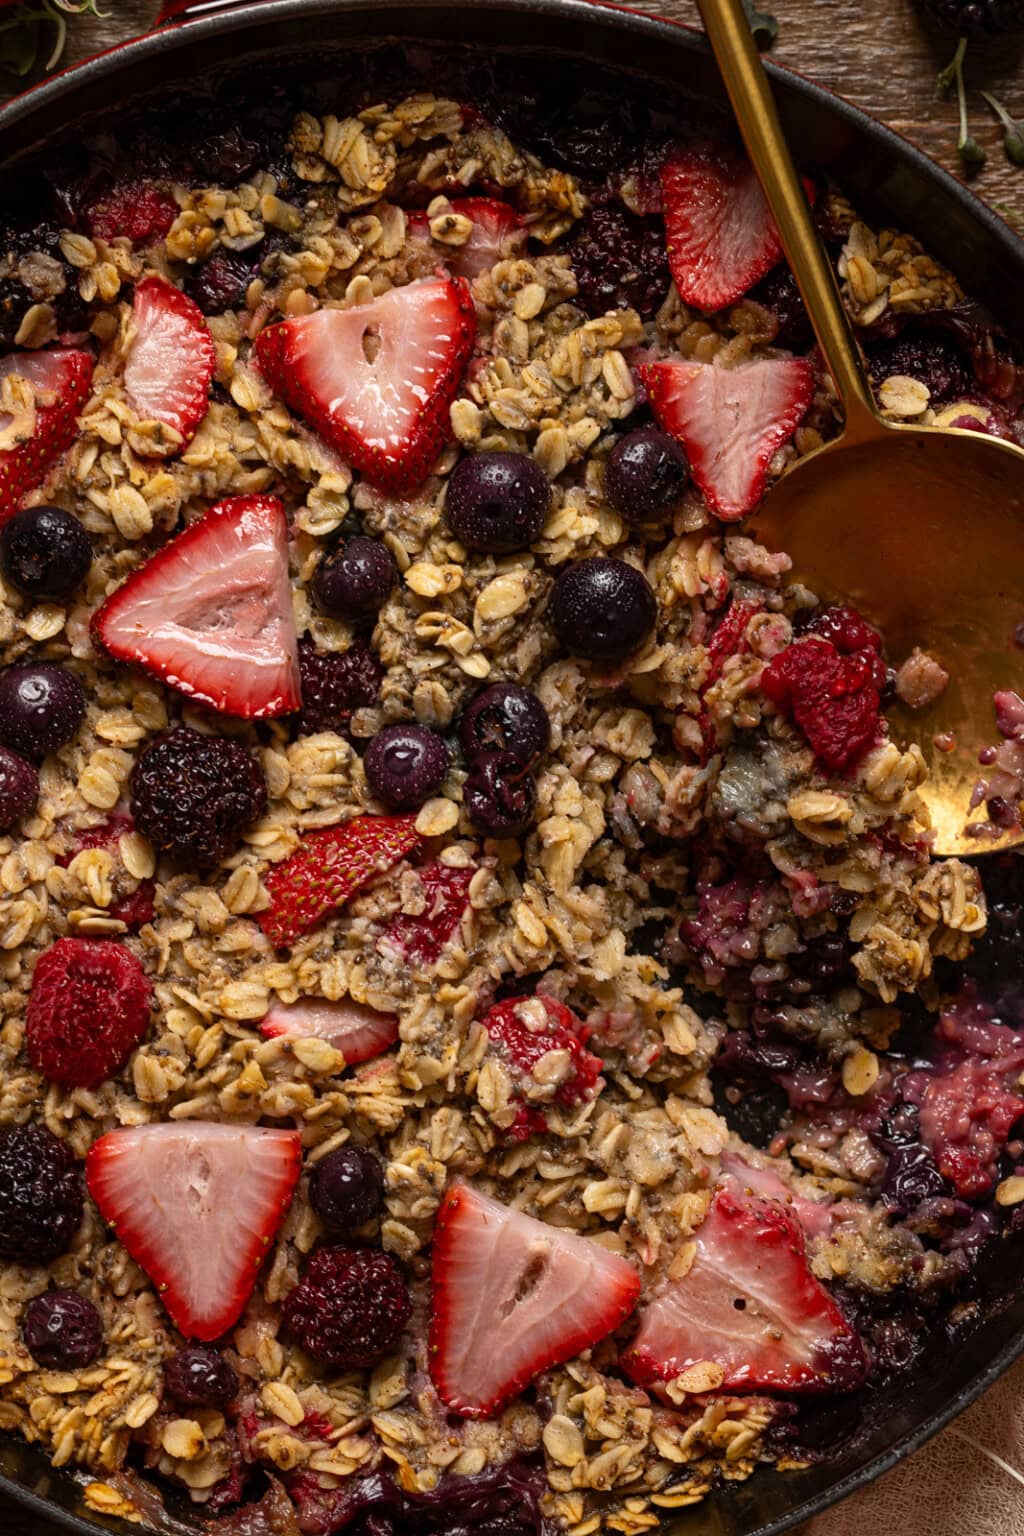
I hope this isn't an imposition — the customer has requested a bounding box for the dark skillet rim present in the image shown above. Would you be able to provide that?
[0,3,1022,1533]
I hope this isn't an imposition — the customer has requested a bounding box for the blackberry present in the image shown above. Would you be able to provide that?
[0,747,38,831]
[23,1291,103,1369]
[130,726,267,869]
[294,637,383,738]
[184,251,255,316]
[570,203,669,320]
[0,1125,84,1263]
[866,332,975,404]
[747,265,814,352]
[283,1247,411,1367]
[164,1346,239,1408]
[919,0,1024,31]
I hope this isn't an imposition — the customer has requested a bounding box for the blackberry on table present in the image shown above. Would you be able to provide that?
[130,726,267,869]
[283,1247,411,1367]
[0,1125,84,1263]
[919,0,1024,31]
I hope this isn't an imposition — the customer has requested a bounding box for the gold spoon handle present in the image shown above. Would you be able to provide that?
[695,0,880,440]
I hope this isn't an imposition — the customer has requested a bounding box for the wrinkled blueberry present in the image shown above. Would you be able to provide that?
[312,536,396,621]
[164,1346,239,1408]
[184,251,254,315]
[23,1290,102,1369]
[464,751,537,839]
[446,453,550,553]
[458,683,550,770]
[364,724,449,811]
[604,428,688,525]
[310,1146,385,1236]
[549,557,657,662]
[0,506,92,600]
[748,264,814,353]
[0,663,85,759]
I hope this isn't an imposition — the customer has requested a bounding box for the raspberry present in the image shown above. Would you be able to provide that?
[283,1247,411,1367]
[570,202,670,320]
[87,181,178,245]
[58,813,155,930]
[0,1125,84,1262]
[294,637,383,738]
[761,607,887,772]
[130,726,267,870]
[23,1290,103,1369]
[383,861,474,966]
[26,938,153,1088]
[481,995,604,1141]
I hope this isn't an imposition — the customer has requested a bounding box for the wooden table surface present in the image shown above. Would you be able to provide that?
[1,0,1023,1531]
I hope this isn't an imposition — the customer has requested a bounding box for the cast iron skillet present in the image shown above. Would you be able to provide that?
[0,3,1023,1532]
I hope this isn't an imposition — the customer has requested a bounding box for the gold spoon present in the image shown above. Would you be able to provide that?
[696,0,1024,857]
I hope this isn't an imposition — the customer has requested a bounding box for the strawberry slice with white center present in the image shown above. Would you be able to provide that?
[86,1122,302,1341]
[640,355,814,520]
[0,348,94,524]
[91,493,300,718]
[428,1180,640,1417]
[252,274,476,495]
[661,144,815,312]
[407,198,527,280]
[259,996,399,1065]
[623,1185,866,1396]
[124,273,215,450]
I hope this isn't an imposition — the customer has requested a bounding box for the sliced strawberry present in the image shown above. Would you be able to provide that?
[124,274,215,450]
[382,861,474,966]
[428,1180,640,1417]
[0,348,94,524]
[253,274,475,495]
[259,996,399,1064]
[58,813,156,930]
[91,493,300,719]
[660,144,815,312]
[624,1185,866,1395]
[86,1122,302,1342]
[407,199,527,280]
[719,1151,833,1241]
[481,995,604,1142]
[258,814,421,949]
[640,355,813,520]
[88,182,178,246]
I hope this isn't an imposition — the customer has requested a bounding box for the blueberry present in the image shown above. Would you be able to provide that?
[164,1346,239,1409]
[310,1146,384,1236]
[446,453,550,553]
[364,724,449,811]
[0,663,85,759]
[604,429,688,525]
[22,1290,103,1369]
[184,251,254,316]
[0,747,38,830]
[0,506,92,600]
[464,751,537,839]
[748,264,814,353]
[459,683,550,770]
[549,557,657,662]
[312,536,396,621]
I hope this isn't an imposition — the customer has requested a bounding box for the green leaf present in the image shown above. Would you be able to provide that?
[0,17,41,77]
[743,0,779,48]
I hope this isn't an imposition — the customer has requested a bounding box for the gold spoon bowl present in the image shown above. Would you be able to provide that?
[698,0,1024,856]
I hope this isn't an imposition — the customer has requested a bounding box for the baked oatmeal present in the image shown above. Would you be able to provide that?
[0,52,1021,1536]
